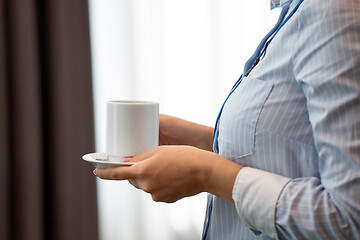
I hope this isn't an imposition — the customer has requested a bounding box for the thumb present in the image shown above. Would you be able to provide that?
[94,166,136,180]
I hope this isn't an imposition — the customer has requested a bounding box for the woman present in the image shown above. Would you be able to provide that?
[94,0,360,239]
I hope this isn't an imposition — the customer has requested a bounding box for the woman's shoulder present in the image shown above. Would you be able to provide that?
[299,0,360,21]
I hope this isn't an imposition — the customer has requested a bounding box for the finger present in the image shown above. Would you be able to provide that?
[131,147,158,163]
[128,179,141,189]
[94,166,136,180]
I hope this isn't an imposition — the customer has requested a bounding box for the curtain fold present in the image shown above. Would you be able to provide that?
[0,0,98,240]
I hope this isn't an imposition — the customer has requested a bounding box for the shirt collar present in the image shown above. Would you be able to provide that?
[271,0,292,9]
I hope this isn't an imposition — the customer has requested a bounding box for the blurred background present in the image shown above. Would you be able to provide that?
[0,1,279,240]
[89,0,279,239]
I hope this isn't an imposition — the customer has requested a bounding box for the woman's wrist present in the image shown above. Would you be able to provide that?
[198,150,243,202]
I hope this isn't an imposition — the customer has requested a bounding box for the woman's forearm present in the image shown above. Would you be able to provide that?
[159,114,214,151]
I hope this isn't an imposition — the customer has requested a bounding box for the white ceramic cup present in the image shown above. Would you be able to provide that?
[106,101,159,162]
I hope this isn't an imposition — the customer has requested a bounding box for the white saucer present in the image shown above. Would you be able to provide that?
[82,152,134,168]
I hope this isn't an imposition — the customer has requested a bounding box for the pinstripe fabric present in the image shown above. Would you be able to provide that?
[271,0,292,9]
[202,0,360,239]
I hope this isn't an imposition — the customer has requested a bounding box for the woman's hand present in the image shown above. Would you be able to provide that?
[159,115,214,151]
[94,145,242,203]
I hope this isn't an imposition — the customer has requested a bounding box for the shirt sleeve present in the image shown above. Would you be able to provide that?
[232,167,290,239]
[276,0,360,239]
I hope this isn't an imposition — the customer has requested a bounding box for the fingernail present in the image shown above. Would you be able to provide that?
[121,157,132,162]
[93,169,97,176]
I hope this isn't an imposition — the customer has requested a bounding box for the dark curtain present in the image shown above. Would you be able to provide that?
[0,0,98,240]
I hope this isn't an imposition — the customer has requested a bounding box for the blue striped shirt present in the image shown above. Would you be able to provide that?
[203,0,360,239]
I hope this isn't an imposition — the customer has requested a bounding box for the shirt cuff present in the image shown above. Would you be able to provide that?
[232,167,290,239]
